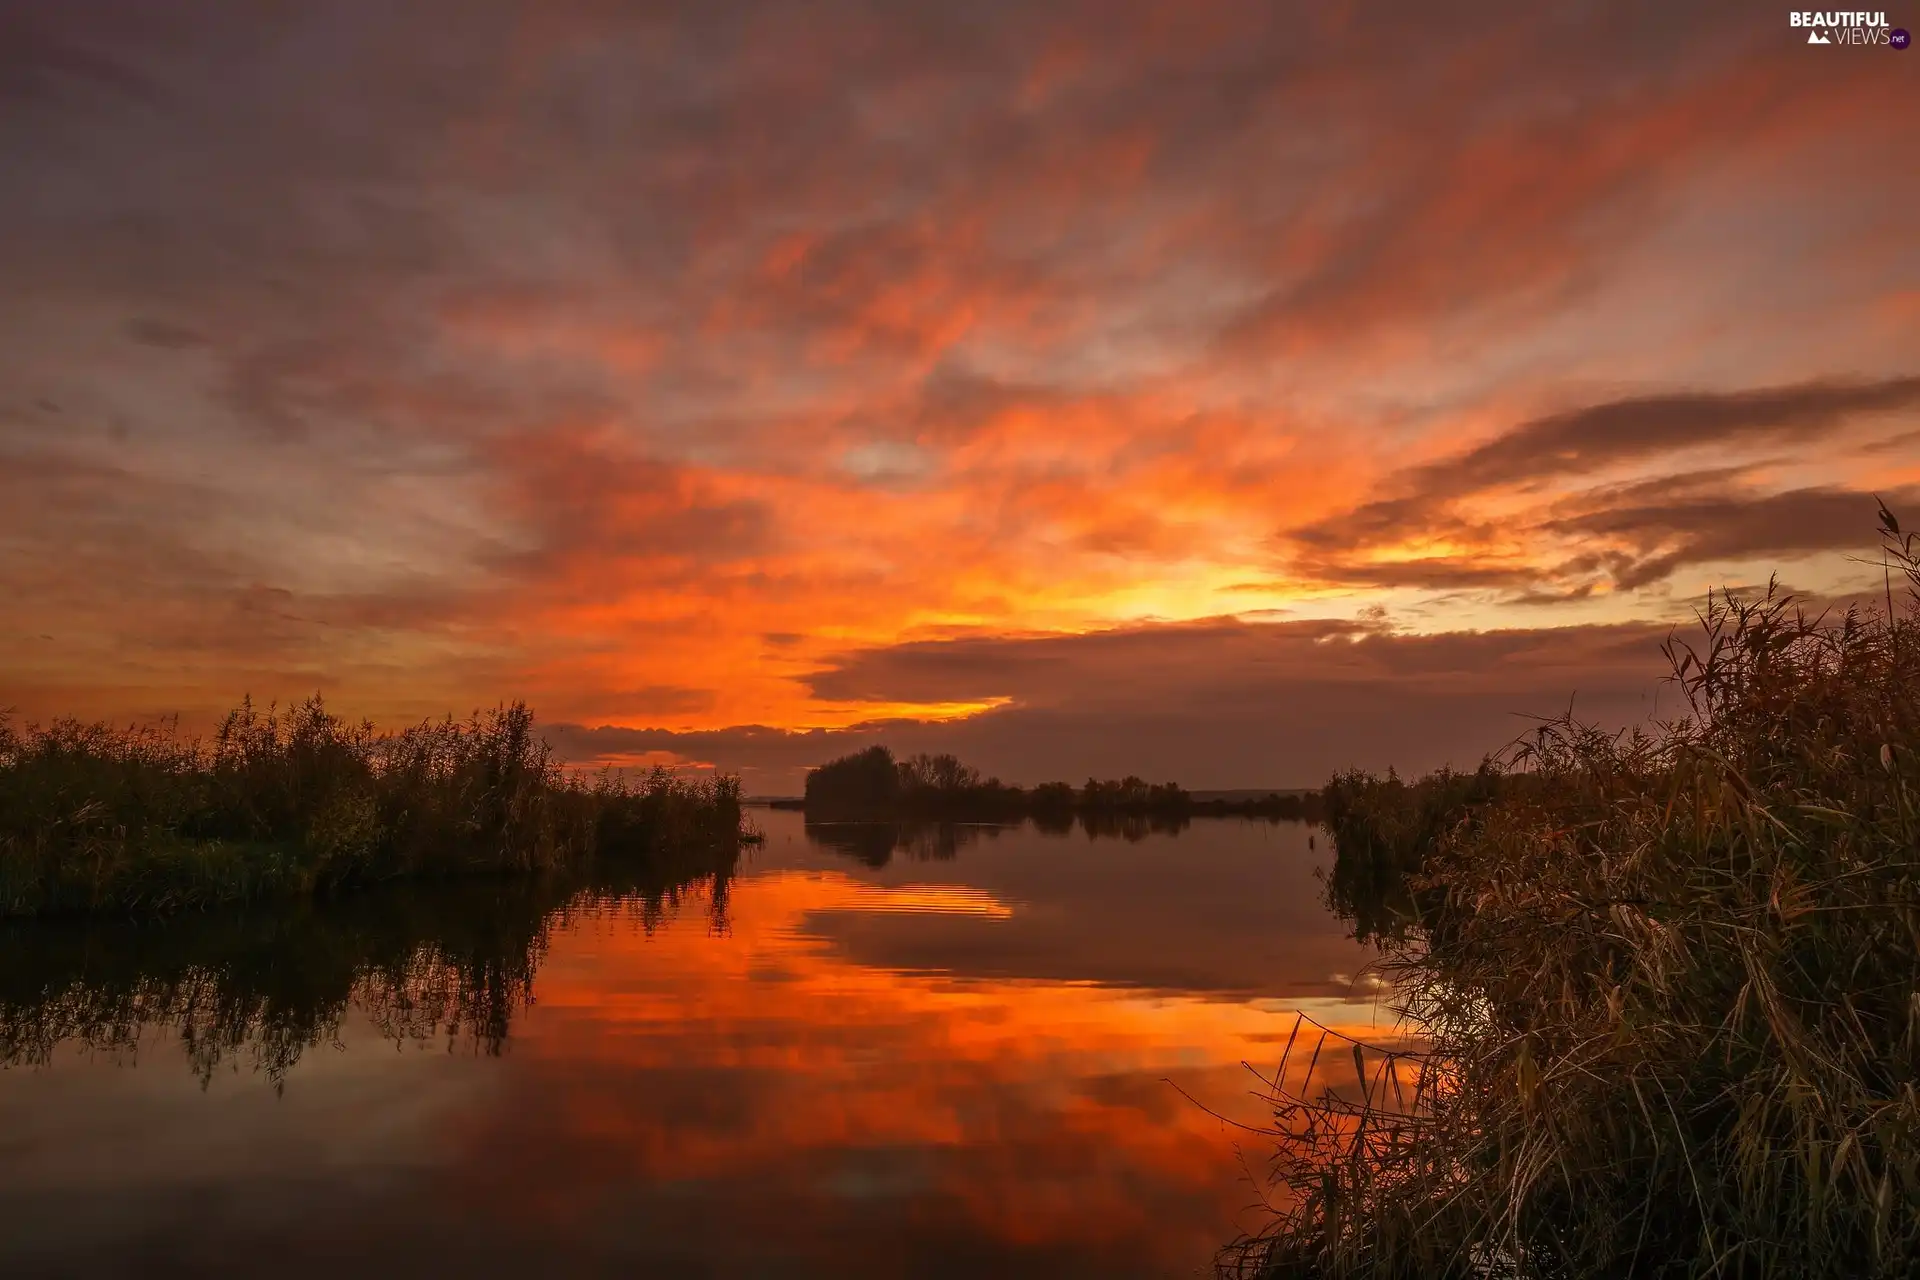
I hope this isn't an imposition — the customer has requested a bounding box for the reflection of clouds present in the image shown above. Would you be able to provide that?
[0,1008,511,1273]
[0,824,1389,1276]
[773,811,1389,999]
[431,864,1389,1274]
[801,819,1007,866]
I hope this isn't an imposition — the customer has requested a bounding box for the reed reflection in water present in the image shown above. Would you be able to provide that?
[800,807,1199,869]
[0,861,731,1088]
[0,810,1388,1278]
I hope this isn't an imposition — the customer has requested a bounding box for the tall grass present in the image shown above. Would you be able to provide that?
[0,697,742,917]
[1233,505,1920,1278]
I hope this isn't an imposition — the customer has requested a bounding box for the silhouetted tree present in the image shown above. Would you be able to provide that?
[803,745,900,817]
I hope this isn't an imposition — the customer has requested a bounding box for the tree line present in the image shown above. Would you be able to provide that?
[797,744,1319,821]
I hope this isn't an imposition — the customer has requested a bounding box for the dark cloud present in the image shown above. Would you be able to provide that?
[1547,483,1920,590]
[1425,377,1920,496]
[1300,380,1920,550]
[122,318,208,349]
[1861,428,1920,457]
[785,814,1375,997]
[0,7,169,106]
[1284,383,1920,596]
[804,617,1367,706]
[550,616,1677,791]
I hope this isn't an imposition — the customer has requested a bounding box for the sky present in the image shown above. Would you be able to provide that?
[1,0,1916,792]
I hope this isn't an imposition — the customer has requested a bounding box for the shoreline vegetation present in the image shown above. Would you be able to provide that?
[1230,505,1920,1278]
[791,743,1324,824]
[0,697,744,919]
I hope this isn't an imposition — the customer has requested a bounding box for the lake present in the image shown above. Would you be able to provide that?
[0,809,1389,1278]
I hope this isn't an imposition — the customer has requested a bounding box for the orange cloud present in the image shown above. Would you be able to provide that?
[1,0,1913,781]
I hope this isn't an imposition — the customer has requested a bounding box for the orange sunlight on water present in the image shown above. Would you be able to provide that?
[411,814,1392,1272]
[0,813,1394,1277]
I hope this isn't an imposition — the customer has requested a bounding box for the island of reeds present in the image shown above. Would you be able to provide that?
[1228,504,1920,1279]
[795,744,1322,824]
[0,697,744,918]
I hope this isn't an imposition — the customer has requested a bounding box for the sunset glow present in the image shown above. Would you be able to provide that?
[2,2,1915,790]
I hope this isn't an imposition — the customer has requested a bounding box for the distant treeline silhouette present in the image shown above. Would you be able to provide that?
[0,696,745,918]
[795,744,1321,822]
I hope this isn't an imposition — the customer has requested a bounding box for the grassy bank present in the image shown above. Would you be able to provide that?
[801,744,1322,823]
[1236,506,1920,1278]
[0,697,743,918]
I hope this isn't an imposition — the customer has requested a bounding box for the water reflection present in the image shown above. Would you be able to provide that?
[0,853,731,1088]
[1321,841,1423,948]
[801,819,1006,865]
[0,812,1388,1278]
[801,807,1255,870]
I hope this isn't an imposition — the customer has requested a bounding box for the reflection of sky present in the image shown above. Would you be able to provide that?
[0,816,1388,1276]
[763,810,1382,996]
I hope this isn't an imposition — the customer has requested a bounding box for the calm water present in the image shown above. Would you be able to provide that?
[0,810,1387,1278]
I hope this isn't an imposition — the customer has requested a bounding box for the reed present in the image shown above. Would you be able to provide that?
[1233,504,1920,1278]
[0,697,743,918]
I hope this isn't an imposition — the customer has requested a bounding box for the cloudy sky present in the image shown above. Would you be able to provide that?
[2,0,1915,791]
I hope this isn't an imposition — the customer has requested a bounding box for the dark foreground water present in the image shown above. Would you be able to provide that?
[0,810,1386,1278]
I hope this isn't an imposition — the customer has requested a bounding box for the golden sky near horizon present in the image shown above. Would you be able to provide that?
[1,0,1916,788]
